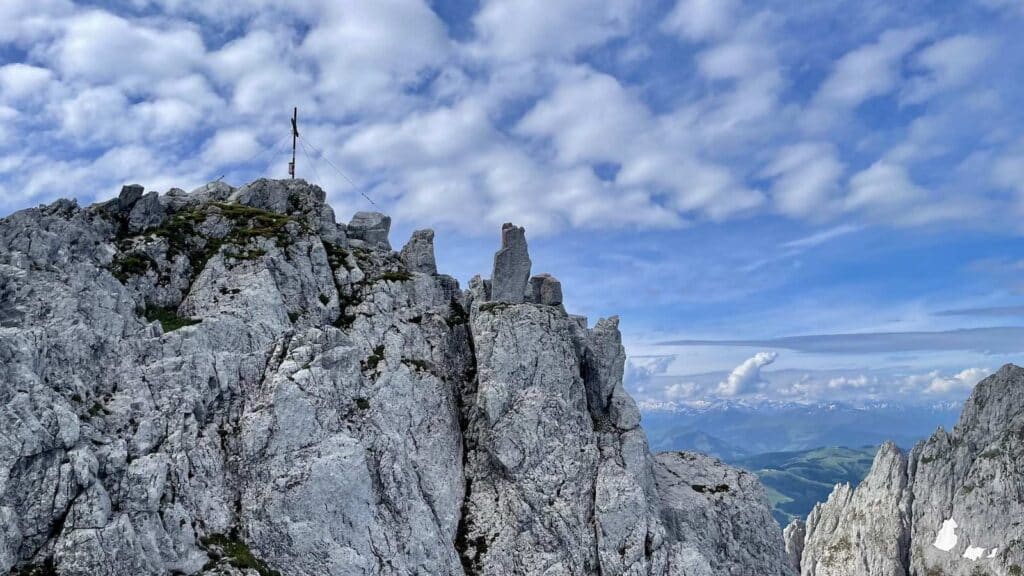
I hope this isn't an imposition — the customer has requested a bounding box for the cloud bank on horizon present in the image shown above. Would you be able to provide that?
[1,0,1023,405]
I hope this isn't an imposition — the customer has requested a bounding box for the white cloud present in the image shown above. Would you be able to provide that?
[51,11,206,90]
[517,68,765,223]
[0,0,1020,242]
[717,351,778,396]
[0,64,54,101]
[903,35,995,103]
[815,27,931,108]
[845,161,927,216]
[202,129,261,167]
[803,26,932,132]
[517,70,650,166]
[473,0,636,60]
[0,0,70,45]
[301,0,451,115]
[661,0,740,41]
[764,142,845,218]
[921,367,990,394]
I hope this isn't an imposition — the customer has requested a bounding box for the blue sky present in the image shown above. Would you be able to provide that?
[1,0,1022,406]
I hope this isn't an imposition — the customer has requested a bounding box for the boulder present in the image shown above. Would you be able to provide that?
[117,184,144,212]
[528,273,563,306]
[347,211,391,249]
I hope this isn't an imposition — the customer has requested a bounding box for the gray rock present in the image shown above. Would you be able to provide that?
[118,184,145,210]
[796,365,1024,576]
[347,211,391,249]
[655,452,796,576]
[0,179,794,576]
[128,191,167,233]
[783,519,805,573]
[528,273,563,306]
[490,223,531,303]
[800,442,909,576]
[400,229,437,274]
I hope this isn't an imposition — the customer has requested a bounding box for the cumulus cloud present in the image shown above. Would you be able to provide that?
[717,351,778,396]
[814,27,931,109]
[903,35,995,103]
[920,368,990,394]
[764,142,845,218]
[845,161,927,216]
[0,0,1021,239]
[473,0,636,60]
[661,0,740,41]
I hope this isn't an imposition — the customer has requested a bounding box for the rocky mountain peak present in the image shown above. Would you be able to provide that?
[0,178,794,576]
[797,364,1024,576]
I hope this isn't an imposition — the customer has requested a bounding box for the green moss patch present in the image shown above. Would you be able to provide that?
[143,306,200,332]
[111,252,156,283]
[361,345,385,373]
[200,533,281,576]
[375,270,413,283]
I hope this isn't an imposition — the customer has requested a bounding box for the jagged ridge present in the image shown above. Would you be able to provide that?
[0,179,792,576]
[791,364,1024,576]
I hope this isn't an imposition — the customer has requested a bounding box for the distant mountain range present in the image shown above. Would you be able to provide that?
[640,399,961,458]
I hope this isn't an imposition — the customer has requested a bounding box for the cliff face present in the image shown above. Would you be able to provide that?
[797,365,1024,576]
[0,179,792,576]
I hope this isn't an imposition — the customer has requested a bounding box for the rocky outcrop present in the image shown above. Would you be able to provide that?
[796,365,1024,576]
[348,210,391,249]
[655,452,793,576]
[527,273,563,307]
[490,223,531,303]
[783,520,805,573]
[0,178,791,576]
[400,229,437,275]
[800,442,909,576]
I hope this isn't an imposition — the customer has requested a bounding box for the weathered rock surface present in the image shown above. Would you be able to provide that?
[800,442,909,576]
[527,274,563,307]
[489,223,531,303]
[0,178,791,576]
[347,211,391,249]
[400,229,437,275]
[796,365,1024,576]
[655,452,793,576]
[783,519,805,573]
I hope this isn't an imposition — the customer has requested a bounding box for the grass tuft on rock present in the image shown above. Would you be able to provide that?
[200,533,281,576]
[143,306,200,332]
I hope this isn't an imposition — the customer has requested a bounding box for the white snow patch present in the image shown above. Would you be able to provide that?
[988,547,999,558]
[963,545,985,561]
[933,519,959,552]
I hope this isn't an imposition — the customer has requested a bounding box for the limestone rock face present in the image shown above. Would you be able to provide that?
[400,229,437,274]
[654,452,794,576]
[796,365,1024,576]
[527,273,563,307]
[128,191,167,233]
[783,519,805,573]
[0,178,790,576]
[907,364,1024,576]
[800,442,909,576]
[490,223,531,303]
[348,211,391,249]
